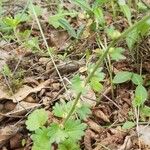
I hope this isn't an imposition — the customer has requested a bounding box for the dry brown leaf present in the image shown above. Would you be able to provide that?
[0,49,10,72]
[118,136,132,150]
[0,125,19,148]
[138,125,150,148]
[0,79,51,103]
[94,109,110,123]
[87,119,104,133]
[10,133,23,149]
[6,101,40,116]
[81,86,96,107]
[84,129,96,150]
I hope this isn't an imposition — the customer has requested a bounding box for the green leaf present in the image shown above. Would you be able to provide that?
[136,17,150,35]
[90,77,103,92]
[28,4,42,17]
[109,47,126,61]
[113,71,132,84]
[53,100,91,120]
[48,12,77,29]
[3,17,20,28]
[31,127,51,150]
[48,123,68,143]
[141,106,150,117]
[15,13,30,22]
[70,75,84,94]
[87,64,105,80]
[24,37,40,51]
[26,109,48,131]
[126,29,139,50]
[137,2,148,11]
[59,19,77,38]
[118,0,132,25]
[107,27,121,40]
[53,100,73,119]
[2,64,12,77]
[93,7,105,26]
[131,73,143,85]
[133,85,148,107]
[64,119,87,141]
[122,121,135,129]
[58,138,80,150]
[76,102,92,120]
[71,0,92,13]
[93,0,109,6]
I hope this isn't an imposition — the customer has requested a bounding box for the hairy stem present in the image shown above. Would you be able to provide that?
[63,13,150,124]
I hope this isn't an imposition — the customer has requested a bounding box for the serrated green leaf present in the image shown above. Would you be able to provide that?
[64,119,87,141]
[113,71,132,84]
[126,28,139,50]
[31,127,51,150]
[133,85,148,107]
[59,19,77,38]
[48,123,68,143]
[53,100,73,118]
[53,100,91,120]
[106,27,121,40]
[87,64,105,80]
[122,121,135,129]
[90,77,103,92]
[131,73,143,85]
[76,102,92,120]
[109,47,126,61]
[58,138,80,150]
[26,109,48,131]
[70,74,84,94]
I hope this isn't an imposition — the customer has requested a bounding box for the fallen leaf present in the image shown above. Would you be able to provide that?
[0,79,51,103]
[81,86,96,107]
[118,136,132,150]
[0,49,10,72]
[138,125,150,147]
[0,125,19,148]
[94,109,110,123]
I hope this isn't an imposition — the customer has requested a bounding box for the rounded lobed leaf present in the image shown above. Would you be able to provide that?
[26,109,48,131]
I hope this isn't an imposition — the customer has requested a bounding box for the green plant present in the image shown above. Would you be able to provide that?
[26,102,89,150]
[1,64,24,93]
[25,1,150,149]
[118,0,132,26]
[113,71,143,85]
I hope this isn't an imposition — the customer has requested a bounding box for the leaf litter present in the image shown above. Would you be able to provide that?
[0,0,150,150]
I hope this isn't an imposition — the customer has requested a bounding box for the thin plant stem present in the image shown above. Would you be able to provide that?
[30,1,69,94]
[96,36,115,100]
[111,0,116,19]
[63,13,150,124]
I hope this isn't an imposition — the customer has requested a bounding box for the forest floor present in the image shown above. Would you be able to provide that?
[0,0,150,150]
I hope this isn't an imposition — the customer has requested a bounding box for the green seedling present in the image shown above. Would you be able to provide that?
[2,64,24,93]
